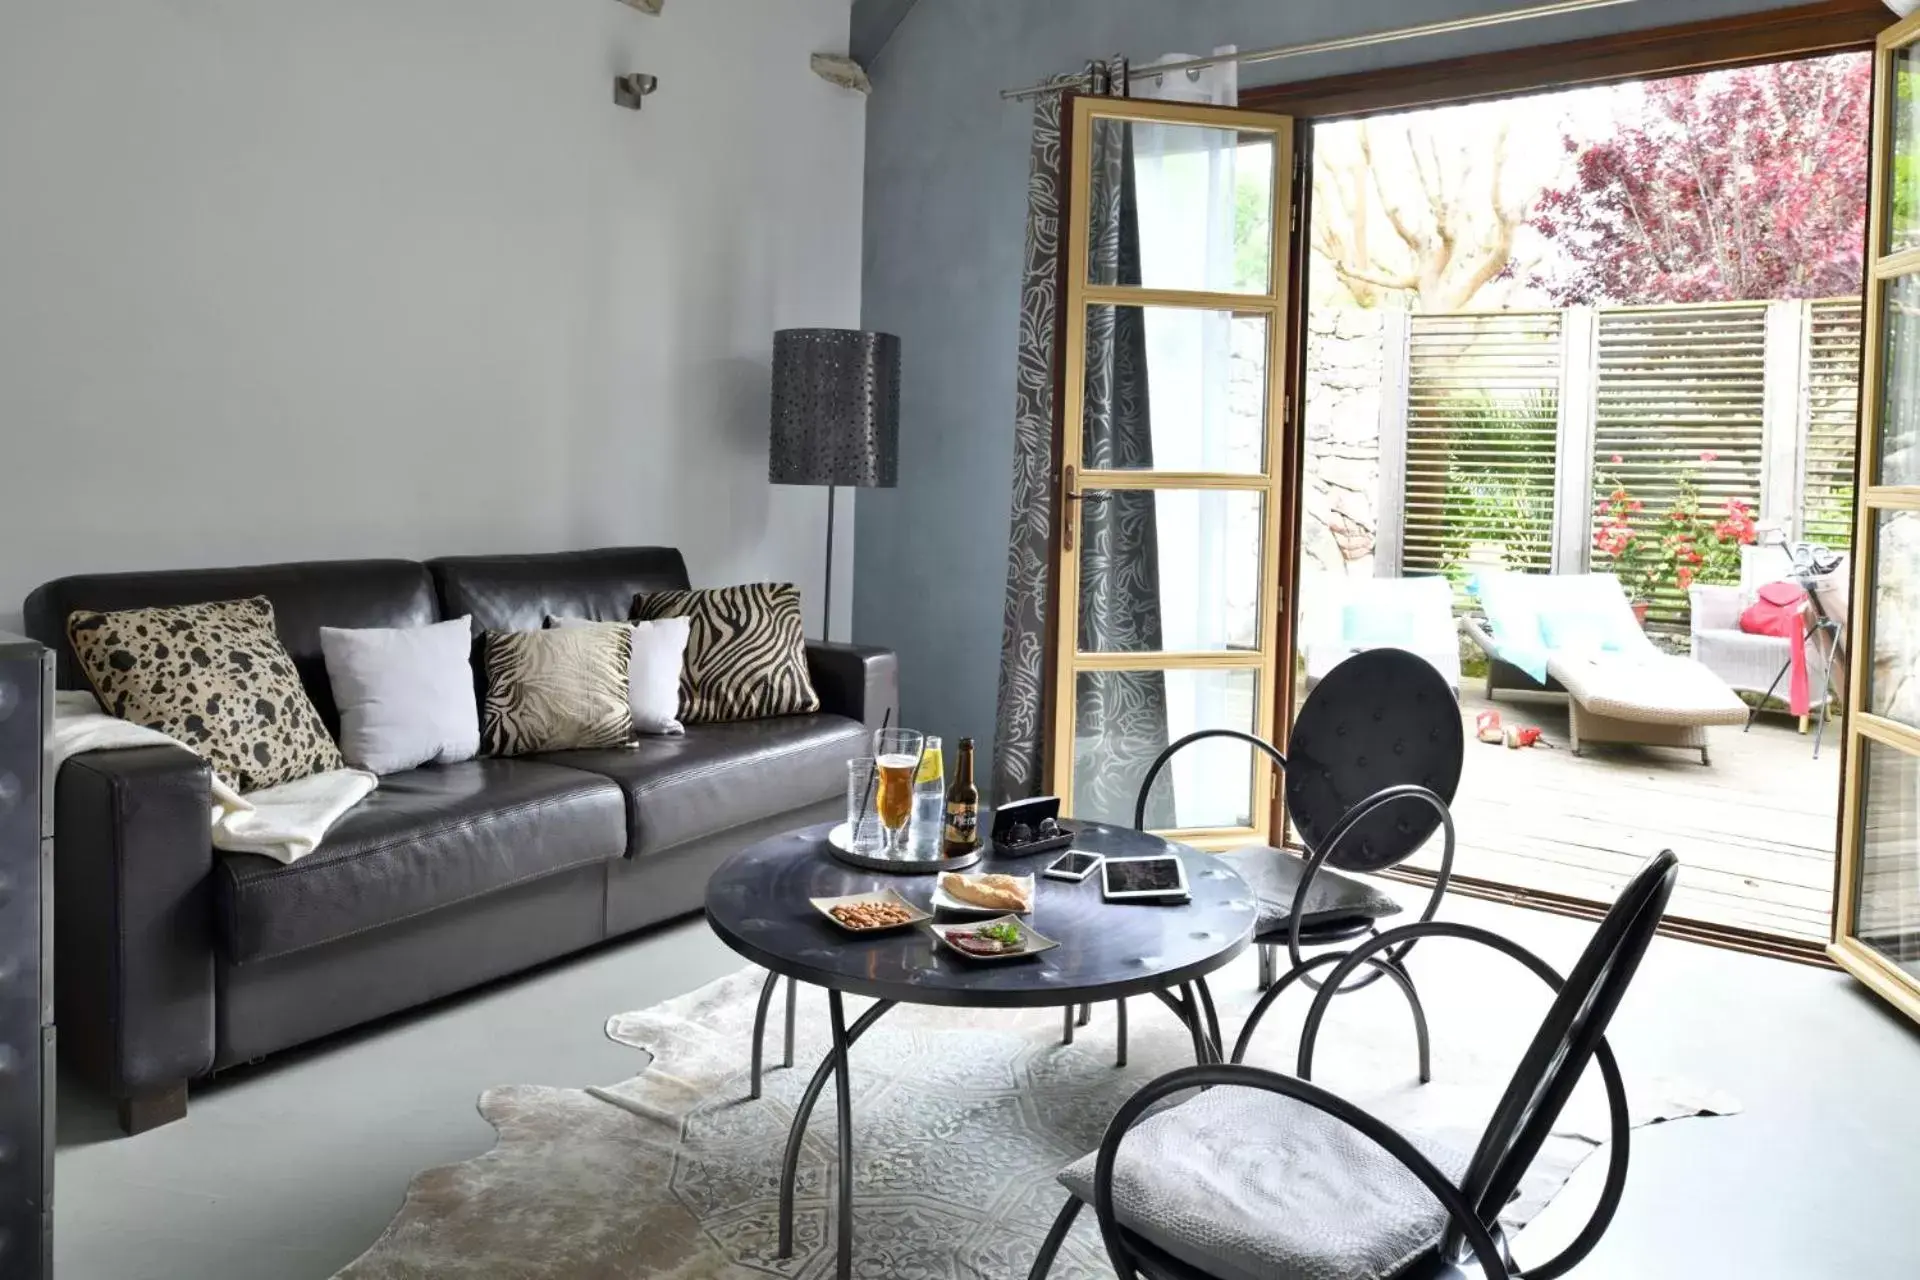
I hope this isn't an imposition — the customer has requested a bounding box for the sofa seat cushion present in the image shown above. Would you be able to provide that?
[217,759,625,964]
[535,714,866,857]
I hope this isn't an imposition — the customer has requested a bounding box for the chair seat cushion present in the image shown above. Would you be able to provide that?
[217,759,626,963]
[533,714,867,857]
[1217,846,1402,938]
[1058,1085,1470,1280]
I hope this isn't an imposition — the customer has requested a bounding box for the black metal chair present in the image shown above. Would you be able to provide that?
[1028,849,1679,1280]
[1132,648,1462,1074]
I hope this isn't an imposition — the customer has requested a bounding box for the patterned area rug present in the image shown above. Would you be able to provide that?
[337,950,1738,1278]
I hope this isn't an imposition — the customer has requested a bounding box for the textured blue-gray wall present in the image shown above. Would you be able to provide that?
[853,0,1820,778]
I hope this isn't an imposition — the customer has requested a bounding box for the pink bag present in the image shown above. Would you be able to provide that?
[1740,581,1811,715]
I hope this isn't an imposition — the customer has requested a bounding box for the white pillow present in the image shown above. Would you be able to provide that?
[319,617,481,775]
[547,615,689,736]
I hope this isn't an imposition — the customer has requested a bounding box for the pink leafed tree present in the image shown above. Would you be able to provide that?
[1530,53,1870,305]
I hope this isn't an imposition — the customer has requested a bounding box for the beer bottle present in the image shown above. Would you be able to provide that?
[943,737,981,856]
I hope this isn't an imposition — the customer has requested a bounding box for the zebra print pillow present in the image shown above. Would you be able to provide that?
[480,623,634,756]
[631,583,820,723]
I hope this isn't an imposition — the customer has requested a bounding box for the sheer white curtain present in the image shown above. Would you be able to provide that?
[1131,51,1258,827]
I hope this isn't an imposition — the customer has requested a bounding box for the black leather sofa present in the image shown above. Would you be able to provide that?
[24,547,896,1134]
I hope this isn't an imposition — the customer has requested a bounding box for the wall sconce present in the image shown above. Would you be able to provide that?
[614,73,658,110]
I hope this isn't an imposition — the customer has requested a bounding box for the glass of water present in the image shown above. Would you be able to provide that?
[845,758,884,853]
[908,735,945,856]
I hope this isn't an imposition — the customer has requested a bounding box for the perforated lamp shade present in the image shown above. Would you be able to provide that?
[768,329,900,642]
[768,329,900,488]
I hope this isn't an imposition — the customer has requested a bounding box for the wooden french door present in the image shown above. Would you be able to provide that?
[1047,96,1302,847]
[1832,11,1920,1022]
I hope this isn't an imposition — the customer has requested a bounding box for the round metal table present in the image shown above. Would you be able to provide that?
[704,820,1257,1280]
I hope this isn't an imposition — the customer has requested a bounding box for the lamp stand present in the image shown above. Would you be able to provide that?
[821,483,836,643]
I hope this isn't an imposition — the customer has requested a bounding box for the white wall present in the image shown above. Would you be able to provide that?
[0,0,865,636]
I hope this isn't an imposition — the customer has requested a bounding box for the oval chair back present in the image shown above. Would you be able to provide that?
[1288,648,1462,872]
[1450,849,1680,1257]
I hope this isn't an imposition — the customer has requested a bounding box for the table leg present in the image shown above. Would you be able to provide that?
[1077,1002,1093,1027]
[1114,998,1128,1069]
[1194,977,1223,1064]
[828,989,854,1280]
[783,976,798,1069]
[1061,1005,1075,1046]
[749,970,780,1101]
[777,997,896,1260]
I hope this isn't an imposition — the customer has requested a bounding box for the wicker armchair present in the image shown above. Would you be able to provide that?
[1689,546,1841,721]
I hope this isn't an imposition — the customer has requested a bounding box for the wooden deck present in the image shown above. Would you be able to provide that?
[1404,688,1840,945]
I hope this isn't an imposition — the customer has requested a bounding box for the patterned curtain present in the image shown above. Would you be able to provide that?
[991,64,1174,828]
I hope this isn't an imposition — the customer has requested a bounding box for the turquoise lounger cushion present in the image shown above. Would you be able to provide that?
[1474,573,1549,683]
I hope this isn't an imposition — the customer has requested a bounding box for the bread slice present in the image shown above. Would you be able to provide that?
[939,872,1032,913]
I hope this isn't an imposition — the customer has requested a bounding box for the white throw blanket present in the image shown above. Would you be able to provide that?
[49,691,376,864]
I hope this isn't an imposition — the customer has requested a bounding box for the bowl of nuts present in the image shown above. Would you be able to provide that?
[809,888,932,933]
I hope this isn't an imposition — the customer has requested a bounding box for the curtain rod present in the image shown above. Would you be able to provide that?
[997,0,1637,101]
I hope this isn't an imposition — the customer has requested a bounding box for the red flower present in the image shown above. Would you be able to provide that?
[1630,499,1644,512]
[1700,451,1719,463]
[1678,566,1695,589]
[1611,488,1627,503]
[1610,453,1623,464]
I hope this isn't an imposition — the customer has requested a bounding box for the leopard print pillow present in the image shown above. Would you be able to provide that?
[67,596,345,793]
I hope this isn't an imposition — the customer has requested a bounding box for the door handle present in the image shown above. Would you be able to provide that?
[1060,465,1110,552]
[1062,464,1079,552]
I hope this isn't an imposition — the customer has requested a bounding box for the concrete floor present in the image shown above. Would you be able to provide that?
[54,892,1920,1280]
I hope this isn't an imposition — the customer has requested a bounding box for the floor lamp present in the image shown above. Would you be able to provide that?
[769,329,900,642]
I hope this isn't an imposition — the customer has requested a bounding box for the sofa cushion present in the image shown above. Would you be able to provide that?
[535,714,866,857]
[217,758,625,963]
[68,596,346,793]
[631,583,821,723]
[479,624,634,755]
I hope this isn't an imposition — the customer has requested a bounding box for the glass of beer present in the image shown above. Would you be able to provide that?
[872,728,925,854]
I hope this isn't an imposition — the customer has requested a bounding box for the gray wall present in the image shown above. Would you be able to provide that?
[853,0,1821,784]
[0,0,865,636]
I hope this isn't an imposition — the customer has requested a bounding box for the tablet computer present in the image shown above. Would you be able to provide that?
[1100,855,1190,901]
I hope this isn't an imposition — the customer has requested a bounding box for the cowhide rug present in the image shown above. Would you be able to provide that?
[336,948,1737,1278]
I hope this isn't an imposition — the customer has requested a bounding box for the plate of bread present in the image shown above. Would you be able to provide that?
[932,871,1035,915]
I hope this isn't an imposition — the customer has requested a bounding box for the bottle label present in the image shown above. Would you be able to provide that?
[944,802,979,847]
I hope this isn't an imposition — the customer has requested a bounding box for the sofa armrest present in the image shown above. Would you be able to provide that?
[55,745,216,1121]
[806,642,898,732]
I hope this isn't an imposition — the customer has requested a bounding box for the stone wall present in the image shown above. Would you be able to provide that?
[1301,307,1387,577]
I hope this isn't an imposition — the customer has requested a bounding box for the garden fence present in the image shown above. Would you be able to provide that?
[1378,297,1863,627]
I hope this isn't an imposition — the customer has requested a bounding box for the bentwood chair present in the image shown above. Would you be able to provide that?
[1131,648,1463,1074]
[1028,849,1679,1280]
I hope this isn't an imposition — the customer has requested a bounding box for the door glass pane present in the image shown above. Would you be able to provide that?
[1073,667,1258,828]
[1083,305,1268,472]
[1853,738,1920,980]
[1078,489,1263,653]
[1876,273,1920,485]
[1891,44,1920,254]
[1087,117,1273,294]
[1869,509,1920,729]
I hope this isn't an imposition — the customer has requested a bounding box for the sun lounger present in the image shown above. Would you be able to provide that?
[1462,574,1748,766]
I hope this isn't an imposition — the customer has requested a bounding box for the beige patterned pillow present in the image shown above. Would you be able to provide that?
[631,583,819,723]
[67,596,345,793]
[481,623,634,756]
